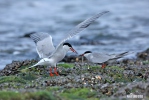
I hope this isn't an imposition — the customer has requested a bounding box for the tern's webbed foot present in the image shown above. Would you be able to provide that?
[50,73,54,77]
[49,68,54,77]
[54,67,59,76]
[101,63,106,69]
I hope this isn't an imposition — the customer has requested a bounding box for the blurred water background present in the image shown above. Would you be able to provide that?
[0,0,149,69]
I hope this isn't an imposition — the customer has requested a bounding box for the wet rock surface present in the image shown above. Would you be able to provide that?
[1,0,149,70]
[0,48,149,99]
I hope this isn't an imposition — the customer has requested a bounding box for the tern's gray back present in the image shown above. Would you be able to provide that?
[30,32,55,58]
[88,52,128,63]
[88,53,114,63]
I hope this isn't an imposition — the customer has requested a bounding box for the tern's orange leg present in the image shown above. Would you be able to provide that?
[54,67,59,76]
[101,63,106,69]
[49,68,54,76]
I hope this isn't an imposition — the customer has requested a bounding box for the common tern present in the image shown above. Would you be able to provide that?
[81,51,129,68]
[29,11,109,76]
[29,42,77,76]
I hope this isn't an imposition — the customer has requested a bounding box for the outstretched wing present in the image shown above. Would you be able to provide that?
[30,32,55,58]
[56,11,109,49]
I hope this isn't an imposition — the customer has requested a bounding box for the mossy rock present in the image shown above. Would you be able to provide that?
[0,90,56,100]
[0,91,24,100]
[46,86,61,91]
[19,72,38,81]
[106,66,124,71]
[0,88,98,100]
[142,60,149,65]
[0,59,148,99]
[58,63,74,68]
[60,88,98,100]
[26,91,56,100]
[0,76,26,84]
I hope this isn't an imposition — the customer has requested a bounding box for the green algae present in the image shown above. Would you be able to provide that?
[142,60,149,65]
[0,76,26,84]
[88,65,101,70]
[106,66,124,71]
[0,91,23,100]
[60,88,98,100]
[19,72,38,81]
[58,63,74,68]
[0,88,100,100]
[46,86,61,91]
[0,90,56,100]
[0,61,148,100]
[26,91,55,100]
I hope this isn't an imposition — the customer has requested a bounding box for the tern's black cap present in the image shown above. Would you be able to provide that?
[63,43,72,47]
[84,51,92,54]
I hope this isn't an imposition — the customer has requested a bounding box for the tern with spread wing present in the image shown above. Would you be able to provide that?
[29,11,109,76]
[81,51,129,68]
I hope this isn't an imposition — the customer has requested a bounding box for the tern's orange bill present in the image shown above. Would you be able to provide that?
[70,48,77,54]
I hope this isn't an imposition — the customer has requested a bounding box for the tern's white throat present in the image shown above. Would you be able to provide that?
[83,51,92,58]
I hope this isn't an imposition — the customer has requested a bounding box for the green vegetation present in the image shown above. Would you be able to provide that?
[0,91,56,100]
[0,62,148,100]
[0,76,26,84]
[0,91,23,100]
[106,66,124,71]
[60,88,98,100]
[142,60,149,65]
[0,88,99,100]
[58,63,74,68]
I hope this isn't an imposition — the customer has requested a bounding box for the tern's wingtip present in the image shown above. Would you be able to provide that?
[103,11,109,14]
[28,65,35,69]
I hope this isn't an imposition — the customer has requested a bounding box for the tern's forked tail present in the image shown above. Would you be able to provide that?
[28,58,49,69]
[28,64,37,69]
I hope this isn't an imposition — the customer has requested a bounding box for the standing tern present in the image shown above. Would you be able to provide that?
[29,11,109,76]
[81,51,129,68]
[29,42,77,76]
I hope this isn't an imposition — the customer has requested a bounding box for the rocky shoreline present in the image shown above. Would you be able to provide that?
[0,49,149,100]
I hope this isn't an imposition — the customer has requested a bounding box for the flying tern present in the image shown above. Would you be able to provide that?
[29,11,109,76]
[81,51,129,68]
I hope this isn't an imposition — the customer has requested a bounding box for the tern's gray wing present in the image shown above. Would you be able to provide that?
[89,52,129,63]
[108,51,129,60]
[55,11,109,49]
[30,32,55,58]
[88,53,113,63]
